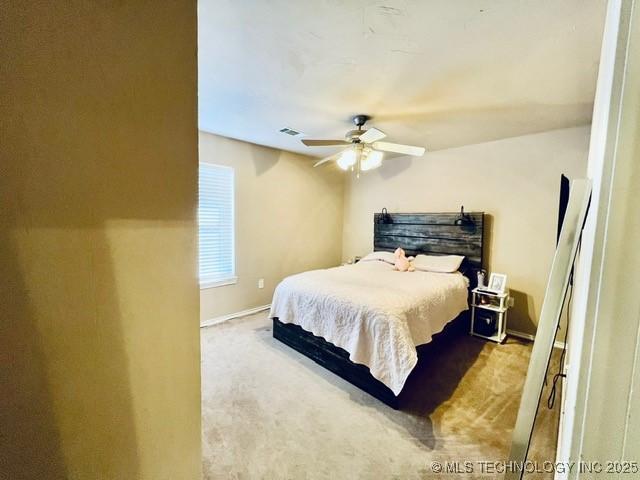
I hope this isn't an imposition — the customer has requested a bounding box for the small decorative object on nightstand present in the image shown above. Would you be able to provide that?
[470,287,511,343]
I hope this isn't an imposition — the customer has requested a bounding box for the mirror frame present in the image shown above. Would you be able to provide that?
[505,179,592,479]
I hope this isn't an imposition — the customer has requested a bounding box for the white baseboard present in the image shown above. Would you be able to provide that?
[507,329,566,350]
[201,304,271,328]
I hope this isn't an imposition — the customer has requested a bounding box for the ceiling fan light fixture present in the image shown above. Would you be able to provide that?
[337,148,357,170]
[302,115,425,176]
[361,150,383,171]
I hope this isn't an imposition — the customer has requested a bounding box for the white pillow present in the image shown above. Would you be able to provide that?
[360,251,396,265]
[413,254,465,273]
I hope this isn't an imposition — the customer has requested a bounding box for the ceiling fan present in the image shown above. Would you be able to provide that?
[301,114,426,175]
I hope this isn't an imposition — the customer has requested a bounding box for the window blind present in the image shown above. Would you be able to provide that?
[199,163,235,287]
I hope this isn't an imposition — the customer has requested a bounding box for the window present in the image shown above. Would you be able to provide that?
[199,163,236,288]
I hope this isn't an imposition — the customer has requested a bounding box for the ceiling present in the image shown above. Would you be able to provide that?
[198,0,606,157]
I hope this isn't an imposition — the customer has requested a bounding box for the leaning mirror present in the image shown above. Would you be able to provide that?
[505,179,592,479]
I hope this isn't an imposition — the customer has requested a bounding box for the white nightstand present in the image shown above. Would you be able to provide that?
[470,287,511,343]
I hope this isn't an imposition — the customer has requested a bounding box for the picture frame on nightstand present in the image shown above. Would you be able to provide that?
[487,272,507,294]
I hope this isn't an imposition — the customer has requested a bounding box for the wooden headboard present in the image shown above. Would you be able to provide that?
[373,212,484,271]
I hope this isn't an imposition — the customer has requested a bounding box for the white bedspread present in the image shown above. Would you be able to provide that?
[269,261,469,395]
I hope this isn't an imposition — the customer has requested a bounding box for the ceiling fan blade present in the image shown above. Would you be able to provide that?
[301,139,350,147]
[372,141,426,156]
[313,151,343,167]
[359,127,386,144]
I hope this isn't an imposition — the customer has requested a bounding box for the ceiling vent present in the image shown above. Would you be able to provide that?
[279,127,303,137]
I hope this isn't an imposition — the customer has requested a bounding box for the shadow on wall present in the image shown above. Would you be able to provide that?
[1,1,199,476]
[2,175,199,480]
[250,144,280,176]
[509,289,538,335]
[1,235,69,480]
[1,230,140,480]
[482,214,538,334]
[483,214,494,270]
[377,155,414,180]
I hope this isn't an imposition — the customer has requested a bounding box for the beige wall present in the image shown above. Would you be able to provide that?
[0,2,201,479]
[342,127,589,335]
[199,132,344,322]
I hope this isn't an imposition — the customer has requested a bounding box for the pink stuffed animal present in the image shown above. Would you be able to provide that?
[393,248,415,272]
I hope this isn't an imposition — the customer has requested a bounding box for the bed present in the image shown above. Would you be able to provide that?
[270,211,484,408]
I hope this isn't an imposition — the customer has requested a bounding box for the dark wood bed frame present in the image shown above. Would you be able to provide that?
[273,211,484,409]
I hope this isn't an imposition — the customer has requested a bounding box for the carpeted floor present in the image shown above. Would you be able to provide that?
[202,311,561,479]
